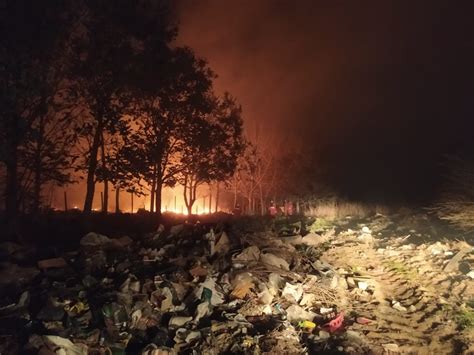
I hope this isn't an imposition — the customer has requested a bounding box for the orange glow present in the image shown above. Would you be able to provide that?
[53,185,224,214]
[163,206,215,215]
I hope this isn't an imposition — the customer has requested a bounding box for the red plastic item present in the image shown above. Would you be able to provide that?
[322,312,344,332]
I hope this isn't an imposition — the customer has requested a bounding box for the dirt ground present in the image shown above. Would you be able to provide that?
[319,216,474,354]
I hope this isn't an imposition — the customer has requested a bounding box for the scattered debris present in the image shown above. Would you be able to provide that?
[392,301,407,312]
[286,304,316,323]
[80,232,111,247]
[0,214,472,354]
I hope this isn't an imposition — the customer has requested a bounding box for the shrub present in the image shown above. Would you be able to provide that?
[304,198,388,220]
[431,157,474,231]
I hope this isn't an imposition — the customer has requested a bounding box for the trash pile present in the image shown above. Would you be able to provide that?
[0,223,371,354]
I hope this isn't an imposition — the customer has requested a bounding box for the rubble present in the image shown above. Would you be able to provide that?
[0,214,472,354]
[444,243,472,272]
[392,301,408,312]
[80,232,111,247]
[260,252,290,270]
[285,304,316,323]
[282,282,303,303]
[0,221,346,353]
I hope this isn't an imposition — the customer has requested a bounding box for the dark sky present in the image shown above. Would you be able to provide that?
[176,1,474,203]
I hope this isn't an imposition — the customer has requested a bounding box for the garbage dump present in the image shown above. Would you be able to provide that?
[0,215,472,354]
[0,221,356,354]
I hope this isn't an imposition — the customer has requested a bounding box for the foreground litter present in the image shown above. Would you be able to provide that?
[0,215,472,354]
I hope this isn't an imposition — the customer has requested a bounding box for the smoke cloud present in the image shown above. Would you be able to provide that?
[176,0,474,202]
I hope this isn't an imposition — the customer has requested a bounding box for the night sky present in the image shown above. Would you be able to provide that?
[177,0,474,203]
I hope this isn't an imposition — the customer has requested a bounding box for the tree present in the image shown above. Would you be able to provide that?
[94,126,145,213]
[179,93,245,215]
[235,143,266,215]
[120,47,215,215]
[70,0,176,213]
[230,129,279,215]
[95,131,123,213]
[20,104,77,214]
[0,0,74,226]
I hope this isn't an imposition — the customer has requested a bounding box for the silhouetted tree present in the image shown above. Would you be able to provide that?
[0,0,74,226]
[71,0,176,213]
[121,47,214,215]
[94,120,147,213]
[179,94,244,215]
[20,105,77,214]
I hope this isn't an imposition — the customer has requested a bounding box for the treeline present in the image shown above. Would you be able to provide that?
[1,0,248,220]
[1,0,335,226]
[228,137,332,215]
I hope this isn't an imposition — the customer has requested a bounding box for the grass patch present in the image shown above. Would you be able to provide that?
[455,307,474,330]
[441,302,474,330]
[383,260,418,280]
[307,217,333,233]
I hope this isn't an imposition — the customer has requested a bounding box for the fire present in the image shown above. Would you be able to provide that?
[163,206,214,215]
[53,185,223,214]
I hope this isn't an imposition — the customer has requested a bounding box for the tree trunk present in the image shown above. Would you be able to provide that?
[83,120,103,213]
[183,174,197,215]
[32,155,42,215]
[115,187,120,213]
[149,184,155,212]
[233,177,238,207]
[185,194,192,215]
[5,118,19,226]
[155,186,162,216]
[103,180,108,213]
[191,182,198,215]
[249,182,254,215]
[149,165,156,212]
[183,175,190,214]
[247,194,253,215]
[64,191,68,211]
[209,184,212,213]
[215,182,220,213]
[6,158,18,219]
[32,116,45,215]
[155,174,162,217]
[259,186,265,216]
[47,184,54,208]
[100,132,108,214]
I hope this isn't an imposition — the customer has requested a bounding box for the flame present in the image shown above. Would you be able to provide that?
[55,185,223,214]
[163,205,215,215]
